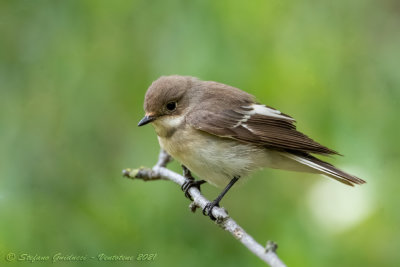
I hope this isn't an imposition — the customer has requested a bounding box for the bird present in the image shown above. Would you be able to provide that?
[138,75,365,220]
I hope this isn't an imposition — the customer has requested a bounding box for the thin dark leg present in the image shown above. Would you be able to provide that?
[203,176,240,220]
[181,165,206,200]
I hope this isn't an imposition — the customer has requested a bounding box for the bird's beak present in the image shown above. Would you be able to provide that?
[138,115,156,126]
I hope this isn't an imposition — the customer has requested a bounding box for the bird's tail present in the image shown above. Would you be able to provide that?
[284,152,366,186]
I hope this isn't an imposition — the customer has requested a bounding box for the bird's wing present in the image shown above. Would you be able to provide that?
[187,103,338,155]
[284,152,365,185]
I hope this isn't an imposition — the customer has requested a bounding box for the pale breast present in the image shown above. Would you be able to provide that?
[157,124,269,188]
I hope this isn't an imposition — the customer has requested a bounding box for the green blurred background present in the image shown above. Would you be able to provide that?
[1,0,399,266]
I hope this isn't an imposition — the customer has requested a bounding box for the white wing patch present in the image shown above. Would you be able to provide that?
[233,114,251,128]
[233,104,294,129]
[241,123,253,132]
[250,104,294,121]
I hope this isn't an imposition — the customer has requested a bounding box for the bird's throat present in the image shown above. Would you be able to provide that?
[152,115,186,138]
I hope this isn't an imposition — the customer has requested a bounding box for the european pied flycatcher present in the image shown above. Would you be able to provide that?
[138,75,365,220]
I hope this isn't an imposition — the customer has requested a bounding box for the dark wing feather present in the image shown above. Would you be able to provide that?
[286,151,366,185]
[187,106,338,155]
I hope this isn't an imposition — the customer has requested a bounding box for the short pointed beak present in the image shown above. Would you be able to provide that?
[138,115,156,126]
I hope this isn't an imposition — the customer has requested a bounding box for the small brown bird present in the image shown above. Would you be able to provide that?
[138,75,365,220]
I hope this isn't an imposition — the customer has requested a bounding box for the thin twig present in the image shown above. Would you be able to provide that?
[123,150,287,267]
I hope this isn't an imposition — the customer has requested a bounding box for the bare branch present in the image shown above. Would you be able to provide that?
[123,150,287,267]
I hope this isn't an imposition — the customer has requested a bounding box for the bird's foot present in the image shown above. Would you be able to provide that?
[202,200,220,221]
[181,165,206,200]
[182,165,194,180]
[181,179,206,200]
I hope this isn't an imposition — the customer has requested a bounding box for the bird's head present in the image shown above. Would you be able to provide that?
[138,75,199,136]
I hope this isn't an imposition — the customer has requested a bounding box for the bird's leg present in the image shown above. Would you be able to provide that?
[203,176,240,221]
[181,165,206,201]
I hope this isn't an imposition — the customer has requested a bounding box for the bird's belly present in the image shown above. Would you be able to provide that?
[157,127,269,188]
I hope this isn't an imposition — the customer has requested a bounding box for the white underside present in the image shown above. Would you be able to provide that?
[153,115,317,188]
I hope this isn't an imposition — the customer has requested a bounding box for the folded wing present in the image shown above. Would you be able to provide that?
[188,104,338,155]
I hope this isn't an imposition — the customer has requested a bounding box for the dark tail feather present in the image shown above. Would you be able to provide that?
[285,152,366,186]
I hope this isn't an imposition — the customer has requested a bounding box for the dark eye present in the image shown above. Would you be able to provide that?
[166,102,177,111]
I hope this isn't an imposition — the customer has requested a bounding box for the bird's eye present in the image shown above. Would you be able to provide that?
[166,102,177,111]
